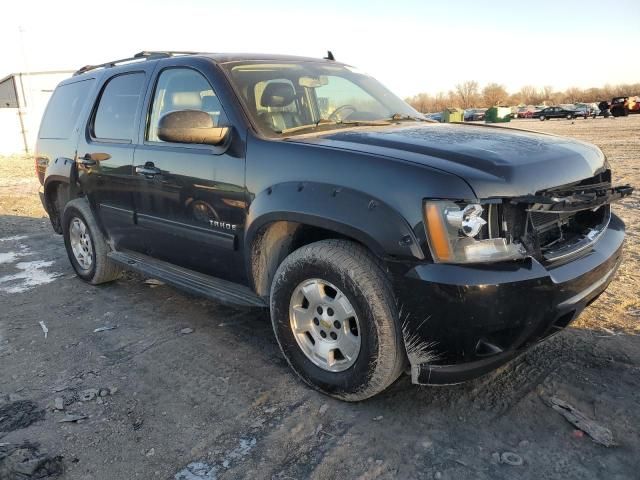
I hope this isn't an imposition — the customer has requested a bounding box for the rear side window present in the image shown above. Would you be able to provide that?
[92,73,145,142]
[39,79,95,139]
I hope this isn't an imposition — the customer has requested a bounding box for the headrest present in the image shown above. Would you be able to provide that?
[170,92,202,110]
[201,95,221,112]
[261,82,295,108]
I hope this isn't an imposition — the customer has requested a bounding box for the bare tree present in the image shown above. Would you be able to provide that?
[563,87,583,103]
[405,93,431,113]
[404,82,640,111]
[454,81,479,109]
[541,85,554,104]
[482,83,508,106]
[516,85,540,105]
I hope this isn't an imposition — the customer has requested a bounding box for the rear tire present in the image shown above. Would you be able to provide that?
[62,198,122,284]
[270,240,406,401]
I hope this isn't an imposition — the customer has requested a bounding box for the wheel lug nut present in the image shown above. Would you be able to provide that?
[330,332,337,340]
[313,318,320,326]
[317,306,323,315]
[333,321,341,329]
[320,330,327,338]
[327,308,334,316]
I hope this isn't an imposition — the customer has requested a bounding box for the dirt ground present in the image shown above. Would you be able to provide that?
[0,116,638,480]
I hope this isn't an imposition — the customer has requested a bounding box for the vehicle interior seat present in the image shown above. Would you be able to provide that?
[149,74,207,141]
[202,95,223,126]
[167,91,202,111]
[258,82,302,132]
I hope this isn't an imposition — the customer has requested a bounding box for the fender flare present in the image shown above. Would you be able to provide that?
[43,154,80,206]
[244,182,424,260]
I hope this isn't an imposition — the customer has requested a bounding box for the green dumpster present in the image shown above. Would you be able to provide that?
[484,106,512,123]
[442,108,464,123]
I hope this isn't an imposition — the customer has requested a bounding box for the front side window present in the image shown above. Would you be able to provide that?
[93,73,145,141]
[147,68,226,142]
[223,61,422,136]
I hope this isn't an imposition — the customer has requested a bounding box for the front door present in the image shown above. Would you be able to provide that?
[76,69,151,252]
[132,66,246,282]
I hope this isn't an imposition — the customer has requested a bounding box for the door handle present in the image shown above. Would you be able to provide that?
[135,164,162,177]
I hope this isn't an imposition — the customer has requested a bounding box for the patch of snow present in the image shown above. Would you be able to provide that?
[174,438,257,480]
[0,235,28,242]
[175,462,217,480]
[0,252,20,264]
[225,437,257,462]
[0,260,62,294]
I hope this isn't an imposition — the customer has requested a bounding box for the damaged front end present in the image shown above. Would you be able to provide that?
[396,170,632,386]
[507,171,632,263]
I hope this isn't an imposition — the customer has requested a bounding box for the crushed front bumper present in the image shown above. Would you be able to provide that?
[396,213,625,385]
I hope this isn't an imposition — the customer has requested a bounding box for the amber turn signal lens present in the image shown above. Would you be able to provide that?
[425,203,453,262]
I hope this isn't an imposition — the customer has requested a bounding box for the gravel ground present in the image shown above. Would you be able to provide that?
[0,116,638,480]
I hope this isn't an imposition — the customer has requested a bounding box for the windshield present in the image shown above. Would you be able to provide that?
[221,61,423,136]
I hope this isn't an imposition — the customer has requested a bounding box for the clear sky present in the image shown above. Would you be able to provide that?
[3,0,639,97]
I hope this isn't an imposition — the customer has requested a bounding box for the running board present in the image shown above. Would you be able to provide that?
[108,250,266,308]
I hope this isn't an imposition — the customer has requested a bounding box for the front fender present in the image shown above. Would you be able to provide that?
[245,181,424,260]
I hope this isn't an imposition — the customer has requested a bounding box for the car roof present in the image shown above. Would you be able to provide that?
[69,51,346,79]
[200,52,344,65]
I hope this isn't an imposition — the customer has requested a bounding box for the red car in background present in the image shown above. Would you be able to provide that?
[516,106,540,118]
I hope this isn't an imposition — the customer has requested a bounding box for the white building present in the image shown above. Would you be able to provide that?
[0,70,73,155]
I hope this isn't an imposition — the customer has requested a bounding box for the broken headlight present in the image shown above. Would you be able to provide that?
[423,201,526,264]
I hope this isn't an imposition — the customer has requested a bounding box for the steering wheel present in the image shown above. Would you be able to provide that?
[329,104,357,122]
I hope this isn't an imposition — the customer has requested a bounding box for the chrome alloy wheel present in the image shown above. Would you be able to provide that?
[289,278,361,372]
[69,216,93,270]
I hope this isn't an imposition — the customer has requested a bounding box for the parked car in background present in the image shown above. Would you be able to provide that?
[516,106,534,119]
[463,108,486,121]
[597,100,611,117]
[532,106,579,121]
[610,96,640,117]
[573,104,594,118]
[425,111,443,122]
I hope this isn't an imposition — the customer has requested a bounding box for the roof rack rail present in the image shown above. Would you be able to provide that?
[73,51,200,76]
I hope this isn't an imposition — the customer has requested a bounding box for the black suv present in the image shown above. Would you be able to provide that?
[36,51,632,400]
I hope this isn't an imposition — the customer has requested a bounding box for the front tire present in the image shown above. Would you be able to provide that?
[62,198,122,284]
[270,240,406,401]
[539,115,545,121]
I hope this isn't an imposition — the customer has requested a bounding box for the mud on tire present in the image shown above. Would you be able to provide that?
[62,198,122,284]
[270,239,406,401]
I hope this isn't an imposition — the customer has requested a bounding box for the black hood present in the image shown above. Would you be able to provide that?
[293,123,606,198]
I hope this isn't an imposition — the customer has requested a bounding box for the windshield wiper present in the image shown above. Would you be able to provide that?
[278,119,338,135]
[388,113,428,122]
[278,118,390,135]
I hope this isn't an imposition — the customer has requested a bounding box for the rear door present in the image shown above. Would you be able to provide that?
[76,66,152,251]
[36,77,96,229]
[132,63,246,282]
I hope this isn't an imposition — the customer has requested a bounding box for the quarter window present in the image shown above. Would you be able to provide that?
[93,73,145,141]
[147,68,226,142]
[39,79,95,139]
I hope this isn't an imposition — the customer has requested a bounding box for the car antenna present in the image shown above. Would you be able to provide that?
[324,50,335,61]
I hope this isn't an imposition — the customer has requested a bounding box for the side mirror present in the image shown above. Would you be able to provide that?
[157,110,229,146]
